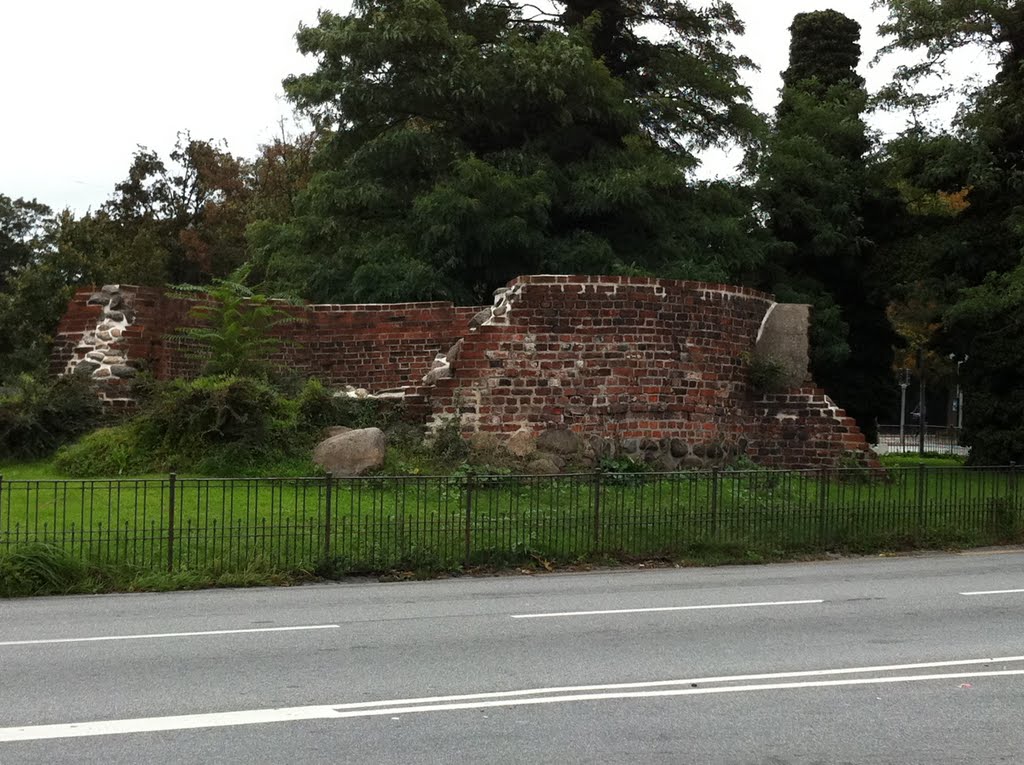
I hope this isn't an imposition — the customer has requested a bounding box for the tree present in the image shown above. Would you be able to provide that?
[0,196,79,382]
[248,0,766,304]
[875,0,1024,460]
[756,10,896,440]
[68,134,253,287]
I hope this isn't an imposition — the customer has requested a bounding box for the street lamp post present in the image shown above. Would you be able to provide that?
[949,353,968,431]
[899,367,910,451]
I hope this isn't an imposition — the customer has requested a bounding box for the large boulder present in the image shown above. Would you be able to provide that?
[313,427,387,476]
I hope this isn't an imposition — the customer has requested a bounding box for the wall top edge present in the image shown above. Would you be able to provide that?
[73,274,776,309]
[504,274,774,301]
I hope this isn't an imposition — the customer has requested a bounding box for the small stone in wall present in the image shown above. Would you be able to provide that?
[526,457,561,475]
[506,430,536,458]
[652,453,679,472]
[536,429,580,455]
[469,308,492,329]
[110,364,137,378]
[87,292,110,306]
[74,361,100,377]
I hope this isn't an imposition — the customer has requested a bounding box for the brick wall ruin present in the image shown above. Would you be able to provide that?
[52,275,878,469]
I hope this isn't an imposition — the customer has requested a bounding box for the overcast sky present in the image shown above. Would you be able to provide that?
[0,1,988,214]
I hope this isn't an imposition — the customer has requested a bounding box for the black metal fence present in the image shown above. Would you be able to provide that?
[874,425,969,456]
[1,466,1020,573]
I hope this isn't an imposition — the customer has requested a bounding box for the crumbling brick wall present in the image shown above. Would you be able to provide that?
[52,275,877,469]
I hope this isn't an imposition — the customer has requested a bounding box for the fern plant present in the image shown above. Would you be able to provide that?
[169,279,295,379]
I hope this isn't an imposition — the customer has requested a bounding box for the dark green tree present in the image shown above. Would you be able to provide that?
[756,10,896,440]
[875,0,1024,461]
[248,0,766,304]
[0,197,81,381]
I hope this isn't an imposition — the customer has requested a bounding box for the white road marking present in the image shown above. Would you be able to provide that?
[5,655,1024,742]
[2,667,1023,742]
[510,599,823,618]
[0,624,340,647]
[961,588,1024,596]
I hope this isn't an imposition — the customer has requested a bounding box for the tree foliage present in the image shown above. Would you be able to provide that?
[247,0,766,303]
[875,0,1024,460]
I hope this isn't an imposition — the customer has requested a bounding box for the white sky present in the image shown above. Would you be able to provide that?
[0,1,991,213]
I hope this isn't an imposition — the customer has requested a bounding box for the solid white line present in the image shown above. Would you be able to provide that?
[961,588,1024,596]
[0,625,340,647]
[3,667,1023,742]
[510,599,824,619]
[327,653,1024,710]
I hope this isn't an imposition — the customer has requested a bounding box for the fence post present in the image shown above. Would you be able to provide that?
[710,467,719,541]
[1010,462,1019,532]
[324,472,333,561]
[916,463,927,534]
[592,472,602,552]
[817,466,828,545]
[167,472,177,573]
[464,476,474,568]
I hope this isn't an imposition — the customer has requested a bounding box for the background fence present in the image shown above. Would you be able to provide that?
[1,466,1020,573]
[874,425,969,457]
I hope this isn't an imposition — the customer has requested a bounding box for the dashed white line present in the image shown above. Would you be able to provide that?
[961,588,1024,596]
[510,599,823,619]
[0,624,340,647]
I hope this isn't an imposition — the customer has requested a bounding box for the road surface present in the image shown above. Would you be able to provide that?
[2,550,1024,763]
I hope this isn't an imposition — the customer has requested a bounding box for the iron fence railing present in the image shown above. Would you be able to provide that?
[874,425,969,456]
[0,466,1020,573]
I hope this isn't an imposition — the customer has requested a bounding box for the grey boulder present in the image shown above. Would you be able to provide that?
[313,427,387,476]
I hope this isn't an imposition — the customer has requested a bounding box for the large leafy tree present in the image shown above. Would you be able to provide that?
[0,197,82,381]
[756,10,896,440]
[68,134,254,287]
[248,0,766,304]
[875,0,1024,461]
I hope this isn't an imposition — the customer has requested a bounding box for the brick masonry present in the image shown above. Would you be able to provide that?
[52,275,878,469]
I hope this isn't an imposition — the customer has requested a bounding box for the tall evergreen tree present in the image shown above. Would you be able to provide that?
[247,0,766,304]
[756,10,896,441]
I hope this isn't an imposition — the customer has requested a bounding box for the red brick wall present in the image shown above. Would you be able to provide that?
[419,275,878,469]
[54,287,481,392]
[52,276,878,469]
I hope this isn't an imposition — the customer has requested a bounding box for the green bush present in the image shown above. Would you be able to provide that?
[54,424,151,476]
[0,374,102,460]
[144,376,286,451]
[747,354,788,395]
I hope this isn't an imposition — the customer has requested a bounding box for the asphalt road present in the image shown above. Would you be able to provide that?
[2,550,1024,764]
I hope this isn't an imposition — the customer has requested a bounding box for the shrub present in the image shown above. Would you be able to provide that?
[169,279,295,379]
[746,354,788,395]
[54,424,151,476]
[0,374,102,460]
[0,543,88,597]
[144,376,286,451]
